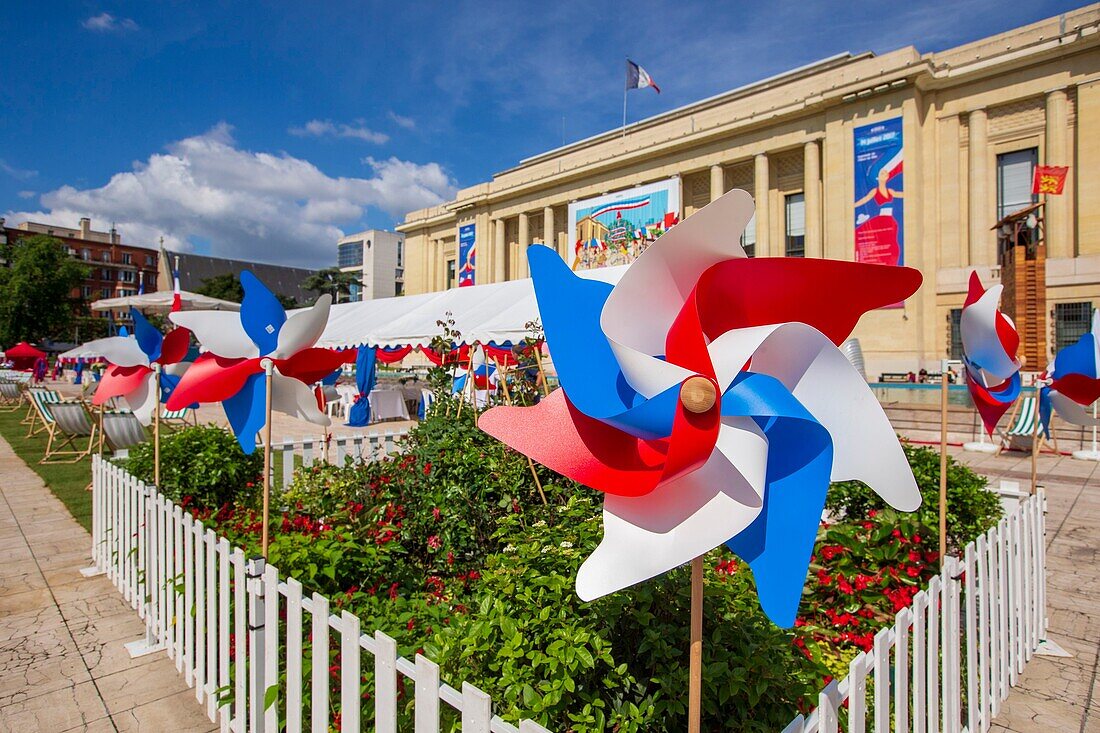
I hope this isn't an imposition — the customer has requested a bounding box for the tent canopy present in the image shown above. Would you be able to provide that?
[314,264,626,350]
[4,342,46,359]
[91,290,241,313]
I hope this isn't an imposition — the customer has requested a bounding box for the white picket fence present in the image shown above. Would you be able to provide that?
[271,430,409,489]
[781,491,1047,733]
[89,455,550,733]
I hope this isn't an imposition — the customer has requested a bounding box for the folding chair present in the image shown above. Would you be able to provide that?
[160,406,197,430]
[25,388,62,437]
[0,381,23,412]
[996,395,1059,455]
[41,401,98,463]
[102,410,149,454]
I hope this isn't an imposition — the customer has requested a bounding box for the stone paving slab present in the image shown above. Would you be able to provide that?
[949,446,1100,733]
[0,436,214,733]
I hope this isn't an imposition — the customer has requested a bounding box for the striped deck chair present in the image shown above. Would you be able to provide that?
[160,406,197,430]
[25,389,62,437]
[41,401,98,463]
[996,395,1059,455]
[102,411,148,454]
[0,381,23,412]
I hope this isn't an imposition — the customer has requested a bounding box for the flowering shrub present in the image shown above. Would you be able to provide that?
[125,424,261,508]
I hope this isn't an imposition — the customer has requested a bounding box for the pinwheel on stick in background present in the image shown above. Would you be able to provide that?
[1039,309,1100,441]
[959,272,1022,436]
[479,189,923,732]
[166,271,349,555]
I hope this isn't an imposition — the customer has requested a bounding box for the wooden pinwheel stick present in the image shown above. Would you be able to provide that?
[492,356,547,506]
[688,555,704,733]
[938,359,948,567]
[680,378,714,733]
[1030,379,1040,495]
[153,363,162,488]
[261,359,275,559]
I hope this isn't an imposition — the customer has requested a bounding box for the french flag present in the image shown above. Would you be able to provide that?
[626,60,660,94]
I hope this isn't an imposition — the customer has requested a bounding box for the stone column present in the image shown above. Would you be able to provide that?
[494,219,506,283]
[754,153,770,257]
[804,141,822,258]
[710,164,725,203]
[1045,88,1070,259]
[543,206,555,254]
[518,212,530,278]
[427,239,438,292]
[968,108,989,265]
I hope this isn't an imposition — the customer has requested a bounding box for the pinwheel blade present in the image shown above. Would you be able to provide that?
[170,310,259,359]
[271,372,330,426]
[272,295,331,359]
[240,270,287,355]
[223,373,267,454]
[158,327,192,366]
[81,336,150,368]
[92,364,151,405]
[123,375,158,426]
[130,308,164,363]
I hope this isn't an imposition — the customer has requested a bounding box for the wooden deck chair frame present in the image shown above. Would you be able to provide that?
[25,389,61,438]
[159,407,197,431]
[995,395,1059,455]
[41,401,98,464]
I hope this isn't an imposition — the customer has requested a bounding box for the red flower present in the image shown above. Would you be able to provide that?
[908,550,922,563]
[427,535,441,550]
[407,618,416,631]
[837,577,853,594]
[432,507,441,521]
[911,534,922,544]
[868,509,878,518]
[446,551,455,566]
[905,565,921,578]
[423,462,432,476]
[389,582,399,600]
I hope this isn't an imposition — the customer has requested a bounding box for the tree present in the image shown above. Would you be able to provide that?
[302,267,361,303]
[0,235,89,345]
[196,272,298,309]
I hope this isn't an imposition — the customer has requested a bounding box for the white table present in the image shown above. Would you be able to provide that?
[369,389,411,422]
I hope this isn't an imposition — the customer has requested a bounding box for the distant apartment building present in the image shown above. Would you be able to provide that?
[0,216,158,326]
[337,229,405,300]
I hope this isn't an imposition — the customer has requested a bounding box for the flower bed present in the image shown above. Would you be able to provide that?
[127,404,1002,731]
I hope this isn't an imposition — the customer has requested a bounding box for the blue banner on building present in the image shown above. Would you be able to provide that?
[458,223,476,287]
[853,117,904,269]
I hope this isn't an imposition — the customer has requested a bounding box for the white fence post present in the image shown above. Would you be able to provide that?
[247,556,267,733]
[340,610,361,733]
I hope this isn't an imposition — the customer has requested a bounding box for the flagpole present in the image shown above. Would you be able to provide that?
[622,57,628,138]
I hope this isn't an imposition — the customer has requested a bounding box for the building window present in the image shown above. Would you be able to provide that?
[122,253,132,264]
[101,251,111,262]
[1054,302,1094,352]
[949,309,964,360]
[446,259,457,289]
[120,270,135,283]
[81,248,91,261]
[338,241,363,268]
[81,286,92,299]
[785,193,805,258]
[396,281,404,297]
[397,239,404,267]
[996,148,1038,221]
[740,212,756,257]
[145,255,154,266]
[100,287,111,298]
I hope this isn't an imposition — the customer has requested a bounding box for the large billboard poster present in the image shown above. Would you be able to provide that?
[853,117,904,269]
[567,177,681,270]
[458,223,476,287]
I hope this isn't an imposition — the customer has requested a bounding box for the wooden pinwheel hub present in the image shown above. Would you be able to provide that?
[679,376,717,413]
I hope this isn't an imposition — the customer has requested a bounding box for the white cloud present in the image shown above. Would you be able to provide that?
[0,159,37,180]
[288,119,389,144]
[17,190,36,199]
[82,12,139,33]
[4,123,456,268]
[388,111,416,130]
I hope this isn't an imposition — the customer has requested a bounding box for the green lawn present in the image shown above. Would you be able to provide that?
[0,404,94,531]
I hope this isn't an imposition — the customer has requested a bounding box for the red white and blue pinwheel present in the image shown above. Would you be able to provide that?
[480,190,923,627]
[165,272,348,454]
[88,308,192,425]
[960,272,1022,435]
[1039,309,1100,436]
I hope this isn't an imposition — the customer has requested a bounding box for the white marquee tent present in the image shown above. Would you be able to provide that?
[314,265,627,350]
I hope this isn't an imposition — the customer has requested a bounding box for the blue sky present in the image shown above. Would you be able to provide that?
[0,0,1085,267]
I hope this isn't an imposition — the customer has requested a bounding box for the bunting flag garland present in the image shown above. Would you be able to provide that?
[960,272,1022,435]
[166,272,351,453]
[1039,309,1100,437]
[479,189,922,627]
[88,308,192,425]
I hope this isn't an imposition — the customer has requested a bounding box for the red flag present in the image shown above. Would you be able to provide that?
[1032,165,1068,195]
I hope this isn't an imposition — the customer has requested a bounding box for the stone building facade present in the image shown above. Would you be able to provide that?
[398,6,1100,374]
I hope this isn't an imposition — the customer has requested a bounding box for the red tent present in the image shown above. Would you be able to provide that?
[4,342,46,371]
